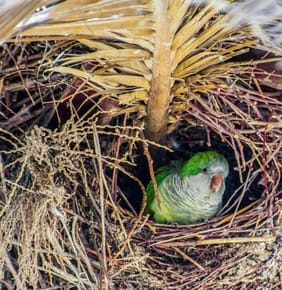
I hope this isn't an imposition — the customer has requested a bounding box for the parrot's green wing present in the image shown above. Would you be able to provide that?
[145,166,171,212]
[145,160,182,207]
[145,161,184,223]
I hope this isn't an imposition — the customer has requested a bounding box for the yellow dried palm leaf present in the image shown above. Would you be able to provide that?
[2,0,280,143]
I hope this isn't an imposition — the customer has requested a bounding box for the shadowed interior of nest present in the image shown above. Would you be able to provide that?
[118,123,264,216]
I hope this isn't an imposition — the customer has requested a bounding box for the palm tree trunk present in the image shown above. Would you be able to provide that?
[145,0,172,145]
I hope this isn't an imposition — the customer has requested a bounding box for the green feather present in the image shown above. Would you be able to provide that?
[180,151,226,177]
[145,166,171,214]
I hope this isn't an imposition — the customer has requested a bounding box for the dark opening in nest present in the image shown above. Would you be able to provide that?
[117,121,265,220]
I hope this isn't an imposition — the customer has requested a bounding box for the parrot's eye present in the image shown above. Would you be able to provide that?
[203,167,208,173]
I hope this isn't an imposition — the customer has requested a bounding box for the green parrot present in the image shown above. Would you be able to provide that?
[145,151,229,224]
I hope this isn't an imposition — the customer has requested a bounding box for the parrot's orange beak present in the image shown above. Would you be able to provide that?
[209,174,224,192]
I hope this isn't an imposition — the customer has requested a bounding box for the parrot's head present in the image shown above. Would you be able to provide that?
[179,151,229,196]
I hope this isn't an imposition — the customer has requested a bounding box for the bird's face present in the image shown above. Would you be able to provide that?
[202,159,229,194]
[179,151,229,198]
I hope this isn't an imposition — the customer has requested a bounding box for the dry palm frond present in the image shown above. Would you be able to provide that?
[4,0,280,144]
[0,0,60,44]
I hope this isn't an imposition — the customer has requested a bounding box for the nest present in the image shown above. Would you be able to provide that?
[0,1,282,289]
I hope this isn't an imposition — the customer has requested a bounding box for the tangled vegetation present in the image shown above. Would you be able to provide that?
[0,1,281,289]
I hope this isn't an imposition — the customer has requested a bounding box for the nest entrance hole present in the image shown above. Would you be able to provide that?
[117,123,264,222]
